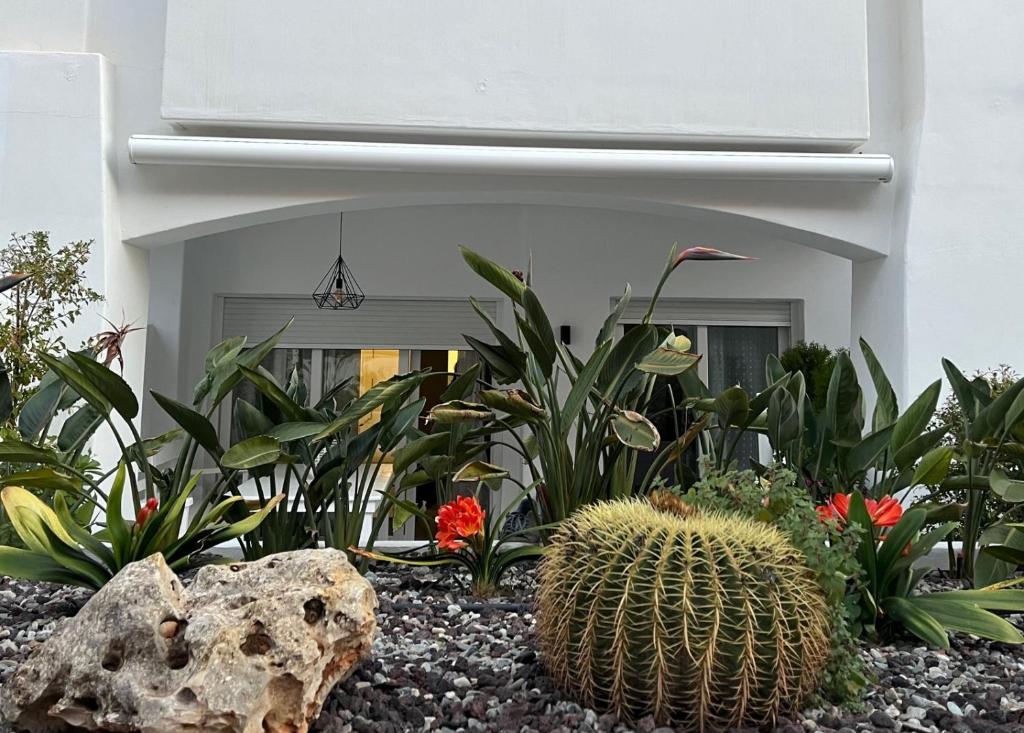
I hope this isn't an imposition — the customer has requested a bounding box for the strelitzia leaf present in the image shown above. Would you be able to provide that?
[611,410,660,452]
[480,389,546,423]
[453,461,509,483]
[427,400,494,425]
[908,595,1024,644]
[69,352,139,421]
[221,436,282,470]
[460,246,526,304]
[636,333,702,376]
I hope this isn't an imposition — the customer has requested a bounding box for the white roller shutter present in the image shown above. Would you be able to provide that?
[617,298,797,327]
[221,295,500,349]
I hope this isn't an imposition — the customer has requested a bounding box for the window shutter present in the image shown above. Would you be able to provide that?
[221,296,500,350]
[617,298,796,327]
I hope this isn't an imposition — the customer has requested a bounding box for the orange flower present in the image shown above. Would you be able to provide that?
[435,496,485,551]
[816,492,903,529]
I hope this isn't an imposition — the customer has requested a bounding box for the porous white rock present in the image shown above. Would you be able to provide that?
[0,549,377,732]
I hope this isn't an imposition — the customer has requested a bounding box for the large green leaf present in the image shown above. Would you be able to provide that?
[521,287,558,377]
[105,464,131,567]
[201,494,286,546]
[943,359,982,422]
[459,246,526,304]
[599,285,631,346]
[610,410,660,452]
[883,596,949,648]
[267,421,328,442]
[427,400,493,425]
[237,365,306,422]
[912,446,955,486]
[57,404,104,454]
[860,338,899,431]
[977,524,1024,588]
[316,371,429,439]
[151,392,223,457]
[714,386,750,429]
[825,353,864,444]
[990,468,1024,503]
[0,546,83,585]
[440,363,482,403]
[453,460,509,483]
[0,440,65,467]
[908,595,1024,644]
[480,389,546,423]
[221,436,282,470]
[560,340,612,434]
[390,432,450,475]
[877,507,926,578]
[636,334,701,376]
[0,469,81,494]
[927,587,1024,611]
[69,353,139,421]
[38,352,110,417]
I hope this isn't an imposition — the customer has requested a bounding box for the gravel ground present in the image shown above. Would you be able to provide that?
[3,566,1024,732]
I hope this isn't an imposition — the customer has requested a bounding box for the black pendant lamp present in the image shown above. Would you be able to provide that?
[312,213,365,310]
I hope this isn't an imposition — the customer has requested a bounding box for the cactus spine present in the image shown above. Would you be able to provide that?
[536,499,830,731]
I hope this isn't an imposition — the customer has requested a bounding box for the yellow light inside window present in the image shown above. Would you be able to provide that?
[359,349,399,431]
[448,350,460,375]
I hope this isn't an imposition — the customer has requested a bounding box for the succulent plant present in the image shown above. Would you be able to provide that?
[536,498,831,731]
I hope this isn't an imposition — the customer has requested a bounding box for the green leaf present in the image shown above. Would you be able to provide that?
[0,469,81,494]
[151,391,223,457]
[520,287,558,377]
[824,353,864,444]
[0,485,77,553]
[459,246,526,304]
[847,492,878,591]
[210,320,293,407]
[391,432,450,475]
[221,436,282,470]
[105,464,131,567]
[57,404,104,454]
[610,410,660,452]
[846,425,895,474]
[877,507,926,579]
[233,398,274,440]
[560,340,612,434]
[893,425,947,471]
[884,597,949,648]
[942,359,982,422]
[0,546,84,586]
[267,421,327,442]
[38,352,110,417]
[453,461,508,483]
[908,595,1024,644]
[636,333,701,376]
[714,386,750,429]
[765,353,787,385]
[480,389,546,423]
[860,338,899,430]
[316,371,429,439]
[912,446,955,486]
[0,440,65,467]
[440,363,482,402]
[427,400,493,425]
[69,352,139,420]
[599,285,631,346]
[237,365,305,422]
[926,587,1024,612]
[202,494,286,546]
[990,468,1024,503]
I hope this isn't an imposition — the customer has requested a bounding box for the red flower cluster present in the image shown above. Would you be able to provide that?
[436,496,485,551]
[816,493,903,528]
[136,497,158,528]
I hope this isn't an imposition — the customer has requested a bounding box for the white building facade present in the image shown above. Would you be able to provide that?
[0,0,1021,472]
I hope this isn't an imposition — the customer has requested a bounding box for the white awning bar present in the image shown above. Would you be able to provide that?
[128,135,893,183]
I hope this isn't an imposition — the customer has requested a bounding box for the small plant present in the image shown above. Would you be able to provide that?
[682,469,867,703]
[357,463,545,597]
[0,465,281,589]
[536,497,831,730]
[0,232,102,420]
[823,490,1024,648]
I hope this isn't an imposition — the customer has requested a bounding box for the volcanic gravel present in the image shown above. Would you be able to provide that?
[2,566,1024,732]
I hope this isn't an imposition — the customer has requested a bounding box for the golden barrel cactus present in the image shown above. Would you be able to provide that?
[536,498,831,731]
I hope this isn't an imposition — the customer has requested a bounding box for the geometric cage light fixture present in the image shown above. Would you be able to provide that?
[312,213,365,310]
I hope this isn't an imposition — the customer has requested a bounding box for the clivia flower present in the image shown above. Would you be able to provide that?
[435,496,485,551]
[136,497,158,529]
[816,492,903,528]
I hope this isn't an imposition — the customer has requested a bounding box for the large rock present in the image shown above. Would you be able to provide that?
[0,549,377,732]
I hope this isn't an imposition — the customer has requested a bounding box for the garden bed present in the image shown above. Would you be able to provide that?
[3,566,1024,733]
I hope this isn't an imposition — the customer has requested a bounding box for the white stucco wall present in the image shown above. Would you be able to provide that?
[141,204,852,434]
[162,0,869,148]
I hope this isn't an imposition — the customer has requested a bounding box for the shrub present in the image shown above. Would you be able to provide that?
[778,340,845,412]
[682,469,867,703]
[536,496,830,730]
